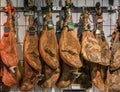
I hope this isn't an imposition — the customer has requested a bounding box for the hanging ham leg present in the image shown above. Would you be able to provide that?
[94,2,110,66]
[56,0,82,88]
[20,16,42,91]
[59,7,82,68]
[90,2,109,91]
[59,0,82,72]
[0,0,21,87]
[77,8,106,91]
[81,10,101,64]
[38,0,60,88]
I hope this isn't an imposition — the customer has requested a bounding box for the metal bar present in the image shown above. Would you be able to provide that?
[0,6,118,13]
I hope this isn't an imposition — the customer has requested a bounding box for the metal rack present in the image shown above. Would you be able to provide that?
[0,6,117,13]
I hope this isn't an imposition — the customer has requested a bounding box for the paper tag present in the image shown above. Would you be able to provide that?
[67,21,74,30]
[4,27,10,32]
[47,20,54,30]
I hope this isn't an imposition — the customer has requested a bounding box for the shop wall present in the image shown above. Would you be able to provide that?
[0,0,119,92]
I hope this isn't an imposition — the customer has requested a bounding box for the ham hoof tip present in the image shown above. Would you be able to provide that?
[73,72,81,78]
[9,66,17,73]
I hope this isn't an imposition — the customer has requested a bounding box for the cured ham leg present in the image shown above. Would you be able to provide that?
[59,2,82,68]
[77,7,105,91]
[0,0,21,88]
[94,2,110,66]
[56,0,82,88]
[90,2,109,91]
[81,10,101,64]
[38,0,60,88]
[20,15,42,91]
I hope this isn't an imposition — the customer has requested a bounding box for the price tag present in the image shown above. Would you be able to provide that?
[4,27,10,32]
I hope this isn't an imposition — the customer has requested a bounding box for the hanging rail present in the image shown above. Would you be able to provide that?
[0,6,119,13]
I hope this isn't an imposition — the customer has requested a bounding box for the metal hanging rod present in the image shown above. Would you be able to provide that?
[0,6,118,13]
